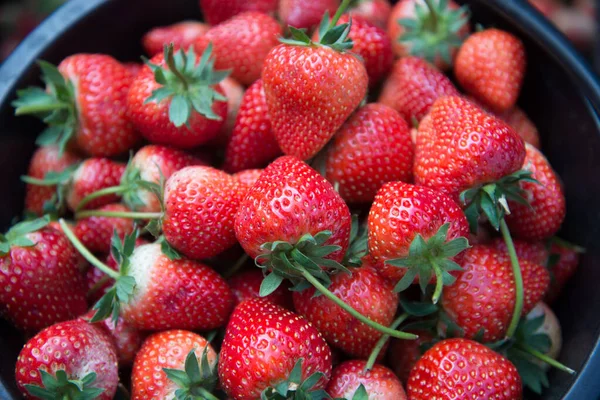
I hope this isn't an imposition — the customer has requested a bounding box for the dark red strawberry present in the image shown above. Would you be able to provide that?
[74,203,135,254]
[142,21,210,56]
[233,169,264,194]
[348,0,391,28]
[500,107,541,149]
[199,0,278,25]
[326,360,407,399]
[123,62,143,77]
[388,331,434,384]
[546,240,582,303]
[279,0,340,30]
[228,269,293,309]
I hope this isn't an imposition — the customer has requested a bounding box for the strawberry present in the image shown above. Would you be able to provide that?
[123,62,143,77]
[325,103,413,204]
[228,269,293,309]
[378,56,459,123]
[326,360,407,399]
[142,21,210,56]
[74,203,135,254]
[455,28,527,113]
[388,330,434,384]
[218,298,333,399]
[348,0,392,28]
[367,181,470,303]
[545,240,582,303]
[262,10,368,160]
[441,245,550,341]
[407,338,522,399]
[525,302,562,364]
[279,0,340,30]
[13,55,139,157]
[15,319,118,400]
[199,0,278,25]
[500,107,541,149]
[127,44,229,149]
[0,220,87,332]
[233,169,264,194]
[132,330,218,399]
[24,146,81,215]
[214,76,245,146]
[204,12,282,85]
[505,144,566,241]
[388,0,470,69]
[529,0,560,17]
[223,79,281,172]
[490,237,548,266]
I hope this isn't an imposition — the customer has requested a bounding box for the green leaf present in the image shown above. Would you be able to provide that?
[163,368,191,388]
[146,87,174,104]
[169,95,191,127]
[320,23,349,45]
[318,10,331,40]
[289,359,303,384]
[288,27,312,44]
[91,287,118,323]
[400,297,439,317]
[160,237,182,260]
[260,273,285,297]
[394,267,418,292]
[352,384,369,400]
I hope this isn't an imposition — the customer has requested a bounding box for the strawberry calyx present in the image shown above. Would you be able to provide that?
[24,369,105,400]
[144,43,229,128]
[260,358,331,400]
[397,0,469,64]
[12,61,78,155]
[0,215,51,256]
[385,223,470,304]
[21,163,80,215]
[163,347,219,400]
[342,216,368,268]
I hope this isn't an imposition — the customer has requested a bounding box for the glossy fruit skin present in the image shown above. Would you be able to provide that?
[368,181,469,283]
[218,298,332,400]
[490,237,548,266]
[233,169,264,195]
[121,243,235,331]
[163,166,243,260]
[228,268,293,309]
[388,330,434,384]
[414,96,526,202]
[235,156,352,261]
[279,0,340,30]
[326,360,407,400]
[262,45,368,160]
[348,0,392,28]
[441,245,550,341]
[378,57,459,122]
[455,28,526,113]
[0,228,87,332]
[132,330,217,399]
[142,21,210,56]
[24,146,81,215]
[205,12,282,85]
[325,103,413,204]
[505,143,566,241]
[123,62,143,77]
[407,338,522,400]
[199,0,278,25]
[223,80,281,173]
[545,243,581,304]
[127,52,228,149]
[293,263,398,359]
[500,107,541,149]
[66,158,126,211]
[74,203,135,254]
[15,319,118,400]
[58,54,139,157]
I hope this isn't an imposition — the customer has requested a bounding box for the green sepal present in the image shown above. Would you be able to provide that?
[158,236,182,260]
[351,384,369,400]
[114,156,164,212]
[342,215,368,268]
[24,369,105,400]
[261,359,332,400]
[0,215,51,256]
[163,347,218,399]
[279,9,354,53]
[400,297,439,317]
[21,163,80,216]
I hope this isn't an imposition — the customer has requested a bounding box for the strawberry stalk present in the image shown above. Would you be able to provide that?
[330,0,353,27]
[75,186,130,211]
[500,219,524,339]
[364,313,409,371]
[514,344,575,375]
[75,210,163,220]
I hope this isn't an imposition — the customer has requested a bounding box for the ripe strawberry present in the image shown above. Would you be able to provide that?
[199,0,278,25]
[325,103,413,204]
[123,62,143,77]
[219,298,332,399]
[24,146,81,215]
[326,360,407,400]
[15,319,118,400]
[127,45,228,149]
[407,338,522,399]
[262,13,368,160]
[455,28,526,113]
[545,241,582,303]
[388,331,434,384]
[233,169,264,194]
[13,55,139,156]
[293,264,398,359]
[505,144,566,241]
[223,79,281,172]
[490,237,548,265]
[378,56,459,123]
[348,0,392,28]
[441,245,550,341]
[279,0,340,30]
[142,21,210,56]
[0,221,87,332]
[204,12,282,85]
[74,203,135,254]
[132,330,218,399]
[228,269,293,308]
[500,107,541,149]
[213,76,245,146]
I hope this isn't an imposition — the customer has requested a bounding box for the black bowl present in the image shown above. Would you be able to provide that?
[1,0,600,399]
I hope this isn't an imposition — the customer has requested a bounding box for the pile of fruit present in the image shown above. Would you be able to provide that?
[3,0,584,399]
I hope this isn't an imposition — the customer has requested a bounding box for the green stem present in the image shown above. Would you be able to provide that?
[165,45,189,90]
[76,186,130,211]
[87,275,112,299]
[501,218,524,339]
[75,210,162,220]
[300,269,417,340]
[423,0,439,29]
[20,175,57,186]
[58,219,121,280]
[364,313,409,371]
[514,344,576,375]
[430,258,444,305]
[223,254,250,279]
[330,0,353,27]
[15,102,70,115]
[195,387,219,400]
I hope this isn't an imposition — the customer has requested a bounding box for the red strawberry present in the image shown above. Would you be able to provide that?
[500,107,541,149]
[123,62,143,77]
[388,331,434,384]
[407,338,522,399]
[127,45,228,149]
[325,103,413,204]
[219,298,332,399]
[414,95,526,201]
[490,237,548,265]
[228,269,293,308]
[348,0,392,28]
[293,264,398,359]
[132,330,218,399]
[505,144,566,241]
[24,146,81,215]
[546,241,581,303]
[213,76,245,146]
[0,222,87,332]
[455,28,527,113]
[199,0,278,25]
[14,55,140,157]
[15,319,118,400]
[204,12,282,85]
[66,158,126,211]
[326,360,407,399]
[279,0,340,30]
[223,79,281,172]
[378,57,459,123]
[74,203,135,254]
[262,16,368,160]
[142,21,210,56]
[233,169,264,194]
[441,245,550,341]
